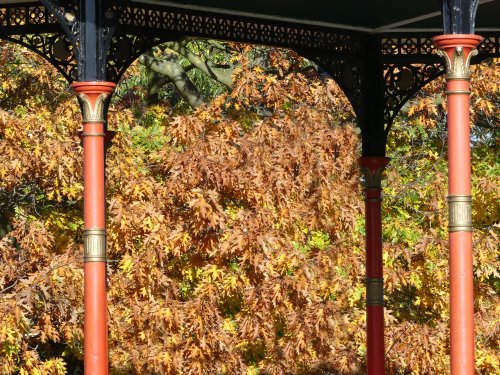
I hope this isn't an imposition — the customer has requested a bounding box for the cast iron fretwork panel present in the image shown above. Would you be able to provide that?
[379,33,499,133]
[106,34,162,82]
[35,0,131,81]
[0,3,59,33]
[0,3,499,85]
[304,54,363,117]
[118,3,364,55]
[381,36,436,56]
[383,63,445,133]
[0,3,78,80]
[5,33,77,80]
[380,33,500,58]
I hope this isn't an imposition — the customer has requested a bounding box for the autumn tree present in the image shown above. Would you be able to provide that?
[0,39,498,375]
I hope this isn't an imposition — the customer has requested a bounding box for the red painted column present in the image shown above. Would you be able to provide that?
[360,156,390,375]
[433,34,482,375]
[72,81,116,375]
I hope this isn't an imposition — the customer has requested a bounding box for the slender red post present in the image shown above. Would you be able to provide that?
[72,81,116,375]
[360,156,390,375]
[433,34,482,375]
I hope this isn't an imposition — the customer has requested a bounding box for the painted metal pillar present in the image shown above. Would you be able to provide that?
[433,34,482,375]
[72,81,116,375]
[360,156,390,375]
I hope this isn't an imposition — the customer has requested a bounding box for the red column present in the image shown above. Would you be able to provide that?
[433,34,482,375]
[72,81,116,375]
[360,156,390,375]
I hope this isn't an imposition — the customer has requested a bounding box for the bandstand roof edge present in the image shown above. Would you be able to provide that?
[0,1,498,35]
[0,0,499,33]
[133,0,500,33]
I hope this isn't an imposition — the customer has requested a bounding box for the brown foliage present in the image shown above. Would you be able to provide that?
[0,42,498,374]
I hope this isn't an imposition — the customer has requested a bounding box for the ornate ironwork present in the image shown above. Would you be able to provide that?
[106,33,162,82]
[381,33,499,61]
[118,3,364,55]
[381,36,437,57]
[0,1,496,155]
[478,34,500,56]
[383,63,445,133]
[0,3,58,33]
[4,33,77,81]
[305,54,363,116]
[38,0,79,47]
[0,3,497,86]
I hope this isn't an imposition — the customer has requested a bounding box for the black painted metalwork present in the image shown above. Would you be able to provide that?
[442,0,480,34]
[34,0,129,81]
[0,1,498,155]
[358,37,387,157]
[118,3,364,54]
[0,3,498,84]
[3,33,77,80]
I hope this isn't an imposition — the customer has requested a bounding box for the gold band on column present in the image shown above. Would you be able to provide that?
[445,90,471,95]
[366,277,384,306]
[84,229,107,262]
[360,167,385,190]
[80,132,107,137]
[448,195,473,232]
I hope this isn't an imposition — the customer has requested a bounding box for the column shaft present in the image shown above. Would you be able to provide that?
[72,81,116,375]
[360,156,390,375]
[433,34,482,375]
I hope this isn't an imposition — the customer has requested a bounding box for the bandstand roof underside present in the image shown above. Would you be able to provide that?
[133,0,500,33]
[0,0,499,35]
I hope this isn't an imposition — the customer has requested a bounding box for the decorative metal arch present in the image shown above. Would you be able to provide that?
[0,1,498,141]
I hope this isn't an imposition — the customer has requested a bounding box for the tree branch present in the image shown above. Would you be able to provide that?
[139,54,206,108]
[161,41,235,88]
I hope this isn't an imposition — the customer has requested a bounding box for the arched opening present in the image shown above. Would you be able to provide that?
[0,36,381,374]
[382,57,499,373]
[106,40,366,374]
[0,40,84,374]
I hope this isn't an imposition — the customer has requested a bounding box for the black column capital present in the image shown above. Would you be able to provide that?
[442,0,480,34]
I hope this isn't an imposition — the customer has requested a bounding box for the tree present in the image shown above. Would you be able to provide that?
[0,39,498,374]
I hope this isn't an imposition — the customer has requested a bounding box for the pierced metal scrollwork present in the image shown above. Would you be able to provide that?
[381,34,499,61]
[381,36,436,56]
[477,35,500,55]
[4,33,77,81]
[39,0,79,48]
[36,0,130,81]
[0,4,58,31]
[0,3,497,85]
[383,63,445,133]
[118,3,364,55]
[106,33,162,82]
[306,54,363,116]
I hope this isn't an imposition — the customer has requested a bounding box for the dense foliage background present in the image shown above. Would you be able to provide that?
[0,41,498,374]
